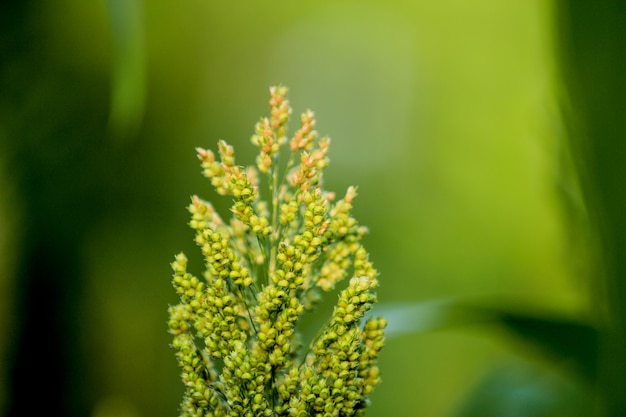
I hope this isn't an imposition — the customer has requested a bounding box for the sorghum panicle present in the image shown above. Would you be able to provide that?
[168,87,385,417]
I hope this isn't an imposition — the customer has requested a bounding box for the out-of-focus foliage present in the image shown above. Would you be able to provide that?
[0,0,621,416]
[454,358,593,417]
[554,1,626,415]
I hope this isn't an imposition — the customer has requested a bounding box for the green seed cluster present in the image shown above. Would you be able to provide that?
[168,87,385,417]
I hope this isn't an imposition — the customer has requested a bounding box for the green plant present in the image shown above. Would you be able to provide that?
[167,87,386,417]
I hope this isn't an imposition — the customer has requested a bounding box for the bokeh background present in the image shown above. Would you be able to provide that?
[1,1,624,416]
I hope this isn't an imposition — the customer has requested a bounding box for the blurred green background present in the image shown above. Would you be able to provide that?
[1,1,624,416]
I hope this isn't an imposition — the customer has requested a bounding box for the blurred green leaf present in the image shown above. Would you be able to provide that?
[372,299,482,336]
[478,306,598,381]
[106,0,146,141]
[376,299,598,381]
[454,359,592,417]
[555,1,626,415]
